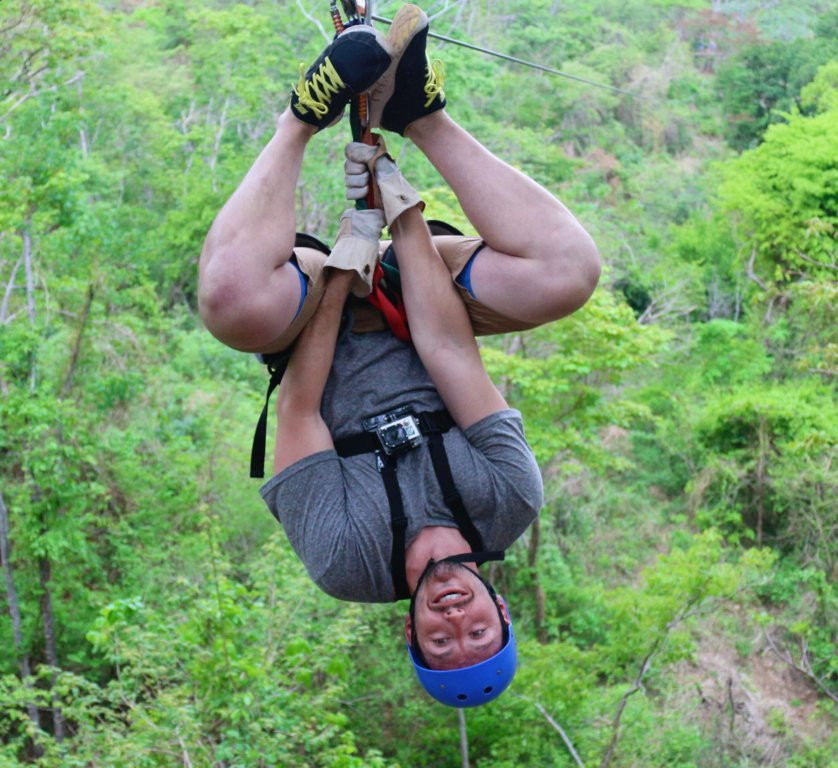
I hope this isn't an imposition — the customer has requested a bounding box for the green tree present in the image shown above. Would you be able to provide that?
[715,39,836,150]
[719,106,837,285]
[0,0,107,130]
[689,382,836,555]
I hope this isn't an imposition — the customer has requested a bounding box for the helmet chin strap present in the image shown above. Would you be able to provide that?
[412,550,505,598]
[437,551,505,566]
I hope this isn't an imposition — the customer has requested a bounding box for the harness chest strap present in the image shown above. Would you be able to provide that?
[333,409,488,600]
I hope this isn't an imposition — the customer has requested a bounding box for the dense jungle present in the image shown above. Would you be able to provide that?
[0,0,836,765]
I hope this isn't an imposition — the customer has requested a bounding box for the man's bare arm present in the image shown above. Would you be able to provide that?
[391,206,508,430]
[272,270,354,474]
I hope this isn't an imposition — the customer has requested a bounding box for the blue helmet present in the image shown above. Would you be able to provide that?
[407,617,517,708]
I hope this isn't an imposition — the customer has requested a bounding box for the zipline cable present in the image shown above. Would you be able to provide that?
[371,13,637,97]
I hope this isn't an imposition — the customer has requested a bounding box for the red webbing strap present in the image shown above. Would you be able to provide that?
[332,5,404,340]
[365,263,410,342]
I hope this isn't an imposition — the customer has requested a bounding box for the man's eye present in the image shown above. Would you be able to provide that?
[433,637,447,646]
[471,629,485,638]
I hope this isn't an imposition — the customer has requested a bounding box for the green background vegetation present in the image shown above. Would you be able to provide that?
[1,0,835,765]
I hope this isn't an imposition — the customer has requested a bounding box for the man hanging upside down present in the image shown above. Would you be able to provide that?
[197,4,600,707]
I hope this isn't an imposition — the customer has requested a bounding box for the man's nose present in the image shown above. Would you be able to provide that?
[444,606,465,621]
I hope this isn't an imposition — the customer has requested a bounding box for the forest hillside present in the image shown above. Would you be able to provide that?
[0,1,835,766]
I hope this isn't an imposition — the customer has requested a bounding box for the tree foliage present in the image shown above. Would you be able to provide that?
[715,37,837,150]
[1,0,836,765]
[719,102,837,284]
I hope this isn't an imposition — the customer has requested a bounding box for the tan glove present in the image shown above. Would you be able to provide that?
[323,208,385,297]
[345,141,424,227]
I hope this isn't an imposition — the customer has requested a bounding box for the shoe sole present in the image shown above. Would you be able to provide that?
[299,25,392,129]
[368,4,428,129]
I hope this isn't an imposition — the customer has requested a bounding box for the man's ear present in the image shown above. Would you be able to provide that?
[496,595,511,625]
[404,612,413,645]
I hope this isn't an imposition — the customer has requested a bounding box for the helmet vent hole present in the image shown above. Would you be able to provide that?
[457,694,468,701]
[483,686,494,694]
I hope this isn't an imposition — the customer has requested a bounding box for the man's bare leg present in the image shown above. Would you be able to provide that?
[368,5,599,324]
[199,111,316,353]
[407,112,600,325]
[198,25,392,353]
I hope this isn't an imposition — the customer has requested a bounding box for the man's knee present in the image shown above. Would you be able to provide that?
[197,261,263,349]
[568,227,601,308]
[201,246,329,353]
[540,226,601,321]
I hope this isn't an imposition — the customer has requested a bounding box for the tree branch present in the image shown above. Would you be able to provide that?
[637,280,697,325]
[763,629,838,706]
[296,0,331,41]
[745,245,767,290]
[60,283,95,397]
[0,71,85,124]
[1,254,23,323]
[515,694,586,768]
[599,594,705,768]
[176,729,194,768]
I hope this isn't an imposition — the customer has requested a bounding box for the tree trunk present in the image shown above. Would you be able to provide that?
[528,517,548,644]
[754,417,768,546]
[61,283,95,396]
[22,223,36,391]
[38,556,65,742]
[1,254,23,324]
[0,491,42,733]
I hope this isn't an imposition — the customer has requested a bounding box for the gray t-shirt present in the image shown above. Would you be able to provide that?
[260,325,543,602]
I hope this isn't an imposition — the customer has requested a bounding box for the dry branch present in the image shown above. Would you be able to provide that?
[746,245,767,290]
[515,694,586,767]
[599,594,704,768]
[763,629,838,706]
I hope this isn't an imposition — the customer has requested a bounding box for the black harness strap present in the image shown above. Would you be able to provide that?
[425,430,485,554]
[332,410,455,457]
[334,409,488,601]
[250,361,287,478]
[378,453,410,600]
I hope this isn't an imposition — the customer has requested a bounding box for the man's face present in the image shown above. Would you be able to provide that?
[405,561,510,671]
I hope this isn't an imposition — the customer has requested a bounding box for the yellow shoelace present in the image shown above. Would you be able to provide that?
[295,57,346,118]
[424,59,445,108]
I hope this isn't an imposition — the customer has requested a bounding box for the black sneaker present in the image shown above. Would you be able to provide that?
[291,26,392,130]
[368,4,446,136]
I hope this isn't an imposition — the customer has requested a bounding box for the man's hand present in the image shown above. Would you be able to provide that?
[322,208,385,297]
[344,142,377,202]
[345,141,424,226]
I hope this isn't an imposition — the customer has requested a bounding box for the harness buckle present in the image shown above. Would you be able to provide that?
[363,405,424,456]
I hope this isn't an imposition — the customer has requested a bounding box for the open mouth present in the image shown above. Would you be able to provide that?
[432,589,469,607]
